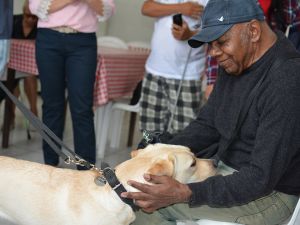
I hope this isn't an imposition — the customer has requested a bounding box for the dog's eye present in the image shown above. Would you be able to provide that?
[191,159,196,167]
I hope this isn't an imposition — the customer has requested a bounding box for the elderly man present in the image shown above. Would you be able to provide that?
[122,0,300,224]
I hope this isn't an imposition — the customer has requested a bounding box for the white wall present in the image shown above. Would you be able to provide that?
[14,0,154,43]
[105,0,154,43]
[14,0,24,14]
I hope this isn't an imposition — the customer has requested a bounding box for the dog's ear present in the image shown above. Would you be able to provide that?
[131,150,139,158]
[147,156,175,177]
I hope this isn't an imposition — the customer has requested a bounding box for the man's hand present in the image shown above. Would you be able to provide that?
[121,174,192,213]
[172,21,197,41]
[181,2,204,20]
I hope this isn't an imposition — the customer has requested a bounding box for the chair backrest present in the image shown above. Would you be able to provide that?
[287,198,300,225]
[127,41,151,53]
[97,36,128,49]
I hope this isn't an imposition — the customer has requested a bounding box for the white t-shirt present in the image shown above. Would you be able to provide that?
[146,0,209,80]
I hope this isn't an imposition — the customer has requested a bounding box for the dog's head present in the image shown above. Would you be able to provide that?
[115,144,216,191]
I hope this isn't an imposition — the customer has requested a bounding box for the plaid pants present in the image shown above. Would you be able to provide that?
[139,73,203,134]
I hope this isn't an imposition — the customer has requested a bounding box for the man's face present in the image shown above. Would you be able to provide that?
[208,22,255,76]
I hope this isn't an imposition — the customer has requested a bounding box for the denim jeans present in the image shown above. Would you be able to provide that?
[36,28,97,167]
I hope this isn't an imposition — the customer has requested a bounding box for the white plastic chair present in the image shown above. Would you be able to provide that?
[177,197,300,225]
[286,197,300,225]
[127,41,151,52]
[97,36,128,49]
[96,41,150,156]
[108,82,141,149]
[94,36,128,158]
[108,42,150,149]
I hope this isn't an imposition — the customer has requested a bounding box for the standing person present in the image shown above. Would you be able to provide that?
[122,0,300,224]
[0,0,14,135]
[12,0,39,119]
[0,0,13,88]
[0,1,37,105]
[28,0,115,169]
[3,0,39,131]
[139,0,208,135]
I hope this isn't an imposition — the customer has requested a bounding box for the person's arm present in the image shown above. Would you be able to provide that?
[48,0,77,13]
[29,0,77,20]
[83,0,115,21]
[141,0,203,19]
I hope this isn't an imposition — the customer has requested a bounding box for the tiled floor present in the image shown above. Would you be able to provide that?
[0,95,142,225]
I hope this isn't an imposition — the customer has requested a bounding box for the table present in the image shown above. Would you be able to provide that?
[6,39,149,156]
[8,39,149,107]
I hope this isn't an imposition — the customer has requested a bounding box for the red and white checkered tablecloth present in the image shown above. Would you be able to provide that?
[8,39,149,107]
[8,40,38,75]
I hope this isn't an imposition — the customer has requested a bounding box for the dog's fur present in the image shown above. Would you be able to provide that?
[0,144,216,225]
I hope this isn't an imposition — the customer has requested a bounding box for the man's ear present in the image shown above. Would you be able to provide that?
[146,155,175,177]
[248,19,261,43]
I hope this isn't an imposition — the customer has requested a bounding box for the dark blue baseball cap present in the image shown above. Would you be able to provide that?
[188,0,265,48]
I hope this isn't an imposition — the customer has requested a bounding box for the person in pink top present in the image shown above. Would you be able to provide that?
[28,0,115,169]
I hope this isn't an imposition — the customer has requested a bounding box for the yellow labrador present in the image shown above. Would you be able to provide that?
[0,143,216,225]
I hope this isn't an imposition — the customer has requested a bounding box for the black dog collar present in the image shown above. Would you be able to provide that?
[101,162,139,211]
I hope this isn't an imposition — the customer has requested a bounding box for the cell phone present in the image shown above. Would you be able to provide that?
[172,13,183,26]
